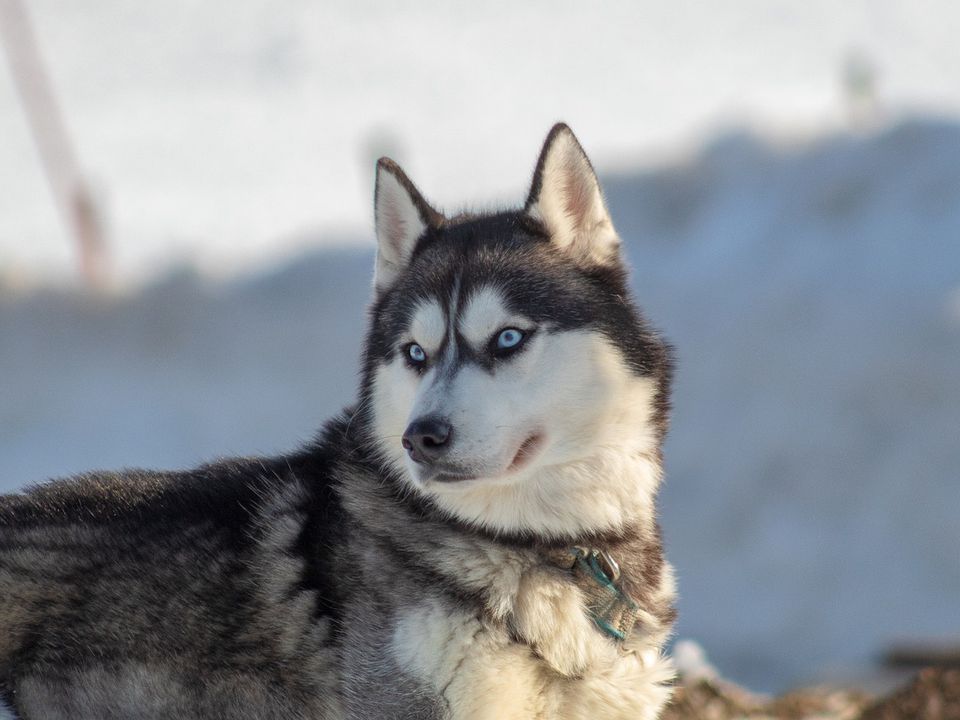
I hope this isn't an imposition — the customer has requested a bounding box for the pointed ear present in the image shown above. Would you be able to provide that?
[525,124,620,265]
[374,158,442,293]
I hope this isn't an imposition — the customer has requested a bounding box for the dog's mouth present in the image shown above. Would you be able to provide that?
[424,433,545,484]
[507,433,544,473]
[432,472,478,483]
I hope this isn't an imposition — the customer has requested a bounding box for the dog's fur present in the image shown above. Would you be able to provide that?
[0,125,677,719]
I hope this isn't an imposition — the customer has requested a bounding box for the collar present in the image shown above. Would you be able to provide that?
[547,546,641,643]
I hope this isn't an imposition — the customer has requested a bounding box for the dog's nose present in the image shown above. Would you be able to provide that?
[402,416,453,463]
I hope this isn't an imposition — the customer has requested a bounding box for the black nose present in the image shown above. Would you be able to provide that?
[402,416,453,463]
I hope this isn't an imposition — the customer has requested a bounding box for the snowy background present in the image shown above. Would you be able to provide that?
[1,0,959,693]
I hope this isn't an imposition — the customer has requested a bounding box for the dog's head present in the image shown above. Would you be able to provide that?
[361,124,672,541]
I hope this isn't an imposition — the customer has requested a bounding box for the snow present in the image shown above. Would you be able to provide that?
[4,1,960,281]
[2,118,958,692]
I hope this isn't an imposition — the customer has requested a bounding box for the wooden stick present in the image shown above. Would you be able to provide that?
[0,0,107,287]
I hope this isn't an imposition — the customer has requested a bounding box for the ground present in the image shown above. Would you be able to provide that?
[666,668,960,720]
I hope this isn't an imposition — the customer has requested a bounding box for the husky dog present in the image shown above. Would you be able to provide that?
[0,124,676,719]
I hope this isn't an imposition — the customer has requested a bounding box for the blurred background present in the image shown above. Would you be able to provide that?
[1,0,958,694]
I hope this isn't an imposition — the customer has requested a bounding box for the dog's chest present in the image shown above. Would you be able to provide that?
[384,551,602,719]
[389,597,566,720]
[375,539,675,720]
[386,591,674,720]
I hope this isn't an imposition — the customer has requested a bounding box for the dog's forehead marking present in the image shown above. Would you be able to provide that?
[409,299,446,352]
[441,276,462,367]
[459,285,514,347]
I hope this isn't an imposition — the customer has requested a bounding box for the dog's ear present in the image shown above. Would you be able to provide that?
[374,158,442,293]
[525,124,620,265]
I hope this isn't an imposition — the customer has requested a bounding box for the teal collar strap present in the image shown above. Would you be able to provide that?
[551,547,641,643]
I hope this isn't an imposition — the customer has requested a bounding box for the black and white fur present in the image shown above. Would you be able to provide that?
[0,124,677,719]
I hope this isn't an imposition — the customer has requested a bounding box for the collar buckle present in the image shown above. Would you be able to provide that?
[571,546,621,583]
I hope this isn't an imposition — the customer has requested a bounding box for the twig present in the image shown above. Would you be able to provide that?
[0,0,107,288]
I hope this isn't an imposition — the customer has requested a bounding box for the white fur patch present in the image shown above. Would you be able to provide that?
[371,354,422,476]
[391,601,557,719]
[409,299,447,355]
[458,286,517,348]
[564,652,676,720]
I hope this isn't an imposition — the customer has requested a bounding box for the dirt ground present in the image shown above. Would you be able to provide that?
[663,668,960,720]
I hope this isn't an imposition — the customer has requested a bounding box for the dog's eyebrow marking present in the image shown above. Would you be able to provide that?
[458,285,515,348]
[409,299,446,353]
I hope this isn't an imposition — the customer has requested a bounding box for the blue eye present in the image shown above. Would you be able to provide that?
[496,328,524,350]
[408,343,426,364]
